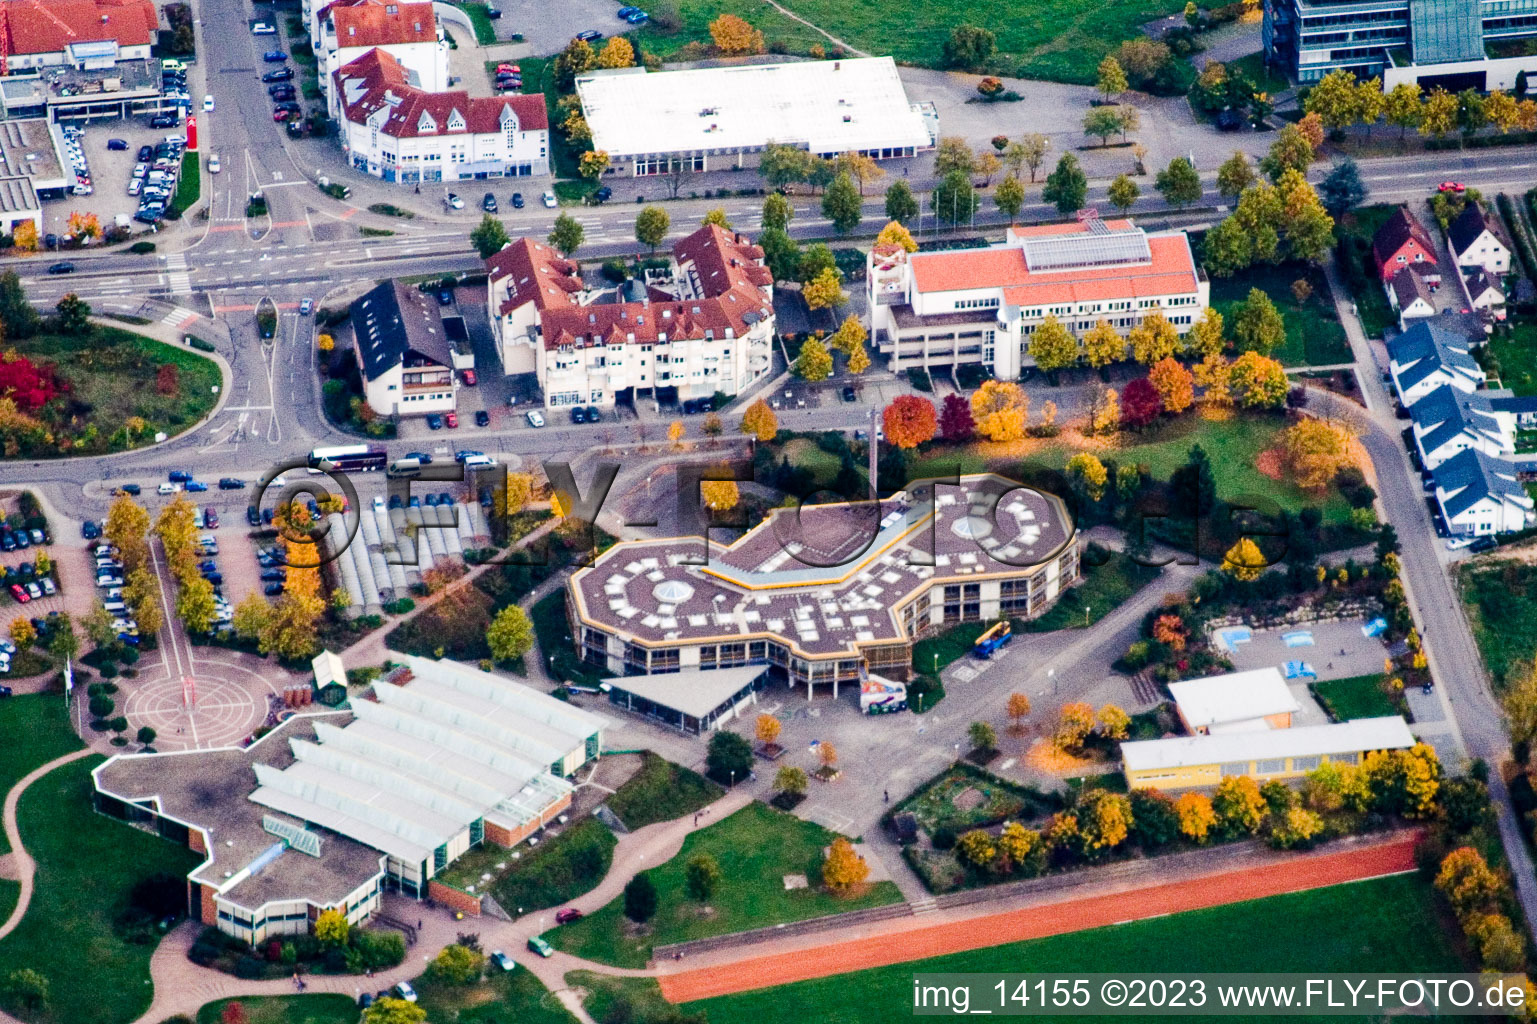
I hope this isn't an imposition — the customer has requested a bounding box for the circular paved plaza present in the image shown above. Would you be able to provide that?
[117,651,295,752]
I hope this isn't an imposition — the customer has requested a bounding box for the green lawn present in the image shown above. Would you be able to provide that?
[10,327,222,457]
[0,878,17,925]
[453,1,499,43]
[545,802,904,967]
[195,995,359,1024]
[606,751,722,831]
[0,694,82,856]
[438,817,617,915]
[414,967,579,1024]
[1312,673,1398,721]
[628,0,830,61]
[780,437,845,489]
[913,413,1354,524]
[1024,550,1161,632]
[1228,51,1291,96]
[169,150,201,218]
[912,620,994,675]
[0,757,201,1024]
[1208,262,1351,367]
[1487,322,1537,397]
[683,874,1466,1023]
[1459,556,1537,688]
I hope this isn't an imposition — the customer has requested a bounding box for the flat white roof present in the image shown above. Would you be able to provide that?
[575,57,932,160]
[609,665,767,719]
[1167,668,1300,729]
[1122,716,1416,773]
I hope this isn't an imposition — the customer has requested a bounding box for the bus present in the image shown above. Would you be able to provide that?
[308,445,387,473]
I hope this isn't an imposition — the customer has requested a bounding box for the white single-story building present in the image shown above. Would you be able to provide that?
[1168,668,1301,735]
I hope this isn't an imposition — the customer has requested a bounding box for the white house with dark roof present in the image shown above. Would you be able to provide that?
[333,48,548,184]
[351,278,457,418]
[1388,265,1437,328]
[1431,447,1536,536]
[1448,202,1513,278]
[1386,318,1487,407]
[1463,267,1506,321]
[1410,385,1514,470]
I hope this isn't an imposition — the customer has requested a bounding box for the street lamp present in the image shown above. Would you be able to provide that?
[1084,604,1092,628]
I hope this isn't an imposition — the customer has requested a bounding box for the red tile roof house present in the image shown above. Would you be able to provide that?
[333,48,548,184]
[866,217,1208,379]
[0,0,156,71]
[315,0,445,116]
[1371,204,1441,284]
[486,223,774,410]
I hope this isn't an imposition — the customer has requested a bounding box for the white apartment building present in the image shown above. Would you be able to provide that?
[866,217,1208,378]
[1386,318,1487,407]
[1432,448,1537,537]
[334,48,548,183]
[487,224,774,409]
[314,0,446,116]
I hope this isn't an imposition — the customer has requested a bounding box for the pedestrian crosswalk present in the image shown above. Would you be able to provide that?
[160,305,199,329]
[164,253,191,294]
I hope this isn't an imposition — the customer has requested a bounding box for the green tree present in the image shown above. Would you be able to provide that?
[757,226,800,282]
[798,242,838,284]
[1107,173,1140,213]
[762,191,793,231]
[470,214,509,259]
[1027,314,1079,373]
[1097,56,1128,101]
[1233,287,1285,354]
[1384,81,1423,138]
[1083,106,1124,147]
[1260,123,1314,181]
[429,944,486,985]
[942,24,996,69]
[46,612,78,662]
[758,144,814,189]
[933,136,976,178]
[551,37,596,91]
[548,213,584,256]
[1216,151,1255,199]
[968,719,998,752]
[685,853,724,901]
[486,605,535,662]
[624,873,658,922]
[1,969,49,1012]
[362,998,428,1024]
[1318,158,1367,218]
[1014,133,1050,182]
[1155,156,1202,209]
[821,171,862,234]
[54,292,92,335]
[136,725,156,746]
[884,179,919,223]
[0,271,40,338]
[933,170,978,225]
[634,205,670,252]
[994,175,1026,218]
[1456,87,1488,142]
[794,335,834,381]
[177,575,217,634]
[774,764,808,797]
[1276,169,1335,263]
[706,729,753,784]
[1042,153,1087,215]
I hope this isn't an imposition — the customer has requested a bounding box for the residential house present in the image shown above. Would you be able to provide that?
[314,0,446,116]
[1409,384,1514,469]
[487,224,775,410]
[866,217,1208,379]
[1386,318,1487,407]
[1463,267,1506,321]
[1388,265,1437,328]
[333,48,548,184]
[1448,202,1513,278]
[1122,717,1416,790]
[1432,447,1536,536]
[1371,205,1439,283]
[1167,668,1301,735]
[1490,394,1537,428]
[351,278,457,418]
[0,0,156,72]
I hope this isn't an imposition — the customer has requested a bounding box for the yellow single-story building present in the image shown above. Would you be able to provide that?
[1122,716,1416,790]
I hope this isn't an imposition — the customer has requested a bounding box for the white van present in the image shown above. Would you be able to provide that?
[157,482,182,495]
[462,455,497,470]
[102,600,127,615]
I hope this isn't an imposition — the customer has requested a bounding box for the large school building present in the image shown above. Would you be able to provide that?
[93,656,606,943]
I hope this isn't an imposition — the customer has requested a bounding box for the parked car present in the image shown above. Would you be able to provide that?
[247,506,260,527]
[575,29,602,41]
[555,908,583,924]
[299,297,313,315]
[262,67,293,82]
[570,406,586,425]
[482,192,498,213]
[1471,536,1498,554]
[625,10,649,23]
[394,982,417,1003]
[445,193,464,210]
[264,582,285,596]
[185,481,208,492]
[527,936,555,958]
[118,484,141,496]
[445,411,459,428]
[404,451,433,464]
[462,369,477,386]
[426,413,443,430]
[205,508,219,528]
[591,185,612,204]
[82,520,100,539]
[490,950,515,971]
[137,144,154,162]
[542,190,558,208]
[107,138,129,151]
[150,113,177,128]
[262,50,288,62]
[475,410,490,427]
[525,410,545,428]
[219,477,245,489]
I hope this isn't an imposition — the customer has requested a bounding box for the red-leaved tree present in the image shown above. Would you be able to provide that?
[882,394,937,449]
[0,354,60,411]
[221,1001,248,1024]
[938,392,974,442]
[156,363,179,396]
[1120,377,1164,431]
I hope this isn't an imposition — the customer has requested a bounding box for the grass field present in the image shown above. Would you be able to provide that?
[414,966,579,1024]
[0,757,201,1024]
[438,817,618,914]
[606,751,722,830]
[0,878,17,925]
[1228,51,1291,96]
[912,620,994,675]
[1024,550,1161,632]
[631,0,829,60]
[0,694,82,856]
[545,802,903,967]
[912,413,1354,524]
[13,326,222,457]
[453,1,499,44]
[1459,557,1537,688]
[682,874,1465,1023]
[195,996,359,1024]
[1312,673,1398,721]
[1208,262,1351,368]
[1488,322,1537,397]
[169,150,201,218]
[779,437,845,489]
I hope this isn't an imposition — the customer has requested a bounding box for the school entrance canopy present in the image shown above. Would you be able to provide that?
[604,665,767,734]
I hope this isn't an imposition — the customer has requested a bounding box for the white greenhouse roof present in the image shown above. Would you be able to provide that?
[1122,717,1416,774]
[1167,668,1300,730]
[575,57,931,160]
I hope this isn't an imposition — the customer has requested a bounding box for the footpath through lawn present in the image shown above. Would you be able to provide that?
[0,695,81,857]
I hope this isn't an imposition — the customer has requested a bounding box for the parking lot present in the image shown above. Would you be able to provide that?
[46,118,191,242]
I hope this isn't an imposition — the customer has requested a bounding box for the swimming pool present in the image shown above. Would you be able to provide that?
[1216,626,1252,651]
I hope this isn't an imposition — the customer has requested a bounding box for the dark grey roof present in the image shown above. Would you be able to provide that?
[1464,266,1502,299]
[1489,394,1537,414]
[1390,265,1433,311]
[1410,0,1485,63]
[1387,317,1484,391]
[1372,205,1436,270]
[1434,447,1525,519]
[351,279,452,382]
[1448,202,1512,258]
[1413,385,1505,456]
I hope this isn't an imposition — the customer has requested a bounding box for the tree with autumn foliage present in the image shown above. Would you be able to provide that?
[795,335,833,381]
[1185,307,1225,358]
[1193,353,1232,418]
[822,836,869,891]
[1053,701,1096,752]
[1096,703,1130,741]
[1152,613,1187,650]
[755,713,781,748]
[874,220,918,253]
[1147,357,1194,415]
[1005,692,1031,732]
[739,398,778,441]
[1175,791,1216,841]
[1229,350,1288,408]
[1128,311,1180,364]
[1065,453,1108,502]
[1119,377,1163,430]
[1090,386,1120,435]
[1281,417,1355,491]
[1082,319,1126,370]
[970,379,1028,442]
[709,13,765,53]
[1027,315,1079,374]
[11,221,36,252]
[1222,537,1267,581]
[938,393,974,442]
[1213,775,1267,835]
[700,474,739,512]
[66,211,101,240]
[883,395,936,449]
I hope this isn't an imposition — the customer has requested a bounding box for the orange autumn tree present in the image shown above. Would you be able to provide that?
[709,13,765,53]
[882,395,936,449]
[1147,356,1194,414]
[1152,614,1187,650]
